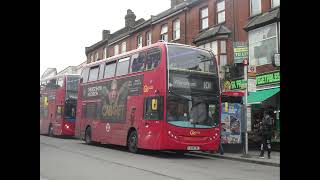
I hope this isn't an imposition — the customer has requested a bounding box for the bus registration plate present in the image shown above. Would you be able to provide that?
[187,146,200,150]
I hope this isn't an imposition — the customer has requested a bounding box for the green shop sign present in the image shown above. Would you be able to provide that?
[224,71,280,90]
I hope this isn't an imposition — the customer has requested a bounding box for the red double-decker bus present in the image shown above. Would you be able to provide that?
[75,42,221,153]
[40,74,80,136]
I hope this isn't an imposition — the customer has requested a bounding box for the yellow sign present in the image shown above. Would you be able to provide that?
[190,130,200,136]
[143,85,154,93]
[225,102,228,112]
[44,96,48,106]
[151,99,158,110]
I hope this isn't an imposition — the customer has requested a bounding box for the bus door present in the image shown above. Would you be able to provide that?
[139,96,164,149]
[54,105,63,135]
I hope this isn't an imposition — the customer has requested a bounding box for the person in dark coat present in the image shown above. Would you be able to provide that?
[259,110,274,159]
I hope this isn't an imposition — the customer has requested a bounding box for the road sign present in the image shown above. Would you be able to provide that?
[247,78,256,92]
[248,65,256,77]
[243,58,248,66]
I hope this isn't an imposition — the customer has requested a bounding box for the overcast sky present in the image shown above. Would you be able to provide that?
[40,0,171,78]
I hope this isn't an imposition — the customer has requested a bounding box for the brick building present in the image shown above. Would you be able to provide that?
[85,0,280,149]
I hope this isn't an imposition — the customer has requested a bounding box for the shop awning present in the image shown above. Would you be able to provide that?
[247,87,279,104]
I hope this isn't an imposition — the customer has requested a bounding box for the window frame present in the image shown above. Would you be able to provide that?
[137,35,143,48]
[250,0,262,16]
[115,56,131,76]
[200,7,209,30]
[160,24,168,42]
[103,60,117,79]
[146,31,152,46]
[103,47,107,59]
[114,45,119,55]
[88,65,100,82]
[248,23,278,66]
[271,0,280,8]
[219,40,227,68]
[95,52,99,61]
[216,0,225,24]
[130,51,146,73]
[121,41,127,53]
[173,19,180,40]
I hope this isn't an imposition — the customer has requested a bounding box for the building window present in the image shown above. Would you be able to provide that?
[146,31,152,46]
[219,40,227,69]
[198,41,218,60]
[121,42,127,53]
[173,19,180,40]
[272,0,280,8]
[103,47,107,59]
[114,45,119,55]
[217,1,225,24]
[200,7,208,30]
[249,23,278,66]
[250,0,261,16]
[137,35,143,48]
[90,54,93,62]
[160,24,168,42]
[95,52,99,61]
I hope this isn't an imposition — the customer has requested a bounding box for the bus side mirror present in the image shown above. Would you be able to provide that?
[80,78,83,83]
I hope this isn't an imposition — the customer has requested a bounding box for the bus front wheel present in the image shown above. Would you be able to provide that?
[128,130,139,153]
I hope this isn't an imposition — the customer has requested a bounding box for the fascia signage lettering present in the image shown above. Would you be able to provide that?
[227,71,279,90]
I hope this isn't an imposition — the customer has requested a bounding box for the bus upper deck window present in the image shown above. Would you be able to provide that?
[131,52,145,73]
[145,48,161,70]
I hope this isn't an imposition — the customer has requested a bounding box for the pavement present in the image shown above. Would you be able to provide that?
[190,150,280,167]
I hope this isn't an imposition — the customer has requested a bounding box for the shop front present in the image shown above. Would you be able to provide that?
[222,70,280,151]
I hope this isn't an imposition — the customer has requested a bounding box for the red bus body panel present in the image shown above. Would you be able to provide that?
[75,42,221,152]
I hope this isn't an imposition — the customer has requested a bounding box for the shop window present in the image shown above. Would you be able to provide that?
[248,23,278,65]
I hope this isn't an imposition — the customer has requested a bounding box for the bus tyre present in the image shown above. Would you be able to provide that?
[128,131,139,153]
[85,127,93,145]
[48,124,53,137]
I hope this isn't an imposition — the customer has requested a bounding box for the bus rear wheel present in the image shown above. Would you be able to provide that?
[48,124,53,137]
[128,130,139,153]
[85,127,93,145]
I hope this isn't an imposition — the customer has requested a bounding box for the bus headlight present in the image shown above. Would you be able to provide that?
[65,124,69,129]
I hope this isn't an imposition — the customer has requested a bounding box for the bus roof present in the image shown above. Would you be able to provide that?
[82,42,211,69]
[40,74,80,82]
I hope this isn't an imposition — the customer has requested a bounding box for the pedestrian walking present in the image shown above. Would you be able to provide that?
[259,110,274,159]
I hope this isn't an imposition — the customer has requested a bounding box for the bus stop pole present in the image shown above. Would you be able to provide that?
[242,58,250,158]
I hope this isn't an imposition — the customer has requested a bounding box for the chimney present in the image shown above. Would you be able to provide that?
[171,0,184,8]
[125,9,136,27]
[102,30,110,40]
